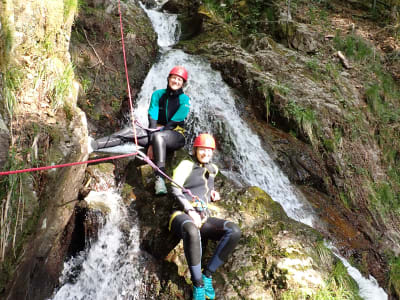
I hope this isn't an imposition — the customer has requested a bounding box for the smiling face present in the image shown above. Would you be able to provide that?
[168,74,184,90]
[195,147,214,164]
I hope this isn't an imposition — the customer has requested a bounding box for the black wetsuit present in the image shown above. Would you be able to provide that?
[170,159,241,287]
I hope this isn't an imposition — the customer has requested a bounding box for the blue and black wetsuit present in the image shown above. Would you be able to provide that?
[170,159,241,287]
[91,87,190,171]
[148,87,190,172]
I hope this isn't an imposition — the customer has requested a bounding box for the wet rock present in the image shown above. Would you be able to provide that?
[71,0,158,134]
[161,0,203,40]
[121,149,359,298]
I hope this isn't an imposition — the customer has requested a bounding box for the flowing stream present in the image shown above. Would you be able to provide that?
[52,2,387,299]
[51,190,145,300]
[136,3,387,299]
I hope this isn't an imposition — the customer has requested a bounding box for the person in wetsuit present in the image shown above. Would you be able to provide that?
[169,133,241,300]
[90,66,191,195]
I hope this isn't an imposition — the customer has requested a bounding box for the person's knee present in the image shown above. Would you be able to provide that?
[226,222,241,242]
[152,132,163,145]
[183,222,200,241]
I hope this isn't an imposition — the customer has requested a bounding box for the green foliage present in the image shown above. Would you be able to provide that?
[325,62,340,81]
[333,33,375,63]
[3,68,23,117]
[389,256,400,296]
[282,259,360,299]
[77,0,90,14]
[49,63,74,111]
[284,100,317,141]
[0,149,30,262]
[272,81,291,97]
[323,127,342,153]
[306,58,322,79]
[64,0,78,21]
[284,101,316,125]
[202,0,275,34]
[370,181,400,216]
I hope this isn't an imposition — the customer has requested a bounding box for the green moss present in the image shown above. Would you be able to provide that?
[95,163,115,174]
[64,0,78,21]
[238,186,285,218]
[0,18,13,72]
[121,183,134,203]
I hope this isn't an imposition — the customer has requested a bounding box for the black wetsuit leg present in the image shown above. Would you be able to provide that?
[200,217,241,274]
[93,127,149,150]
[152,130,185,168]
[170,213,203,286]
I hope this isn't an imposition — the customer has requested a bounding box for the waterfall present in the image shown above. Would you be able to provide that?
[53,2,387,299]
[133,3,387,300]
[134,49,317,227]
[50,191,145,300]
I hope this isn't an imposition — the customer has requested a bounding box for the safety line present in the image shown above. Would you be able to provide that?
[114,1,204,205]
[0,153,137,176]
[117,0,139,147]
[1,2,204,209]
[138,154,208,209]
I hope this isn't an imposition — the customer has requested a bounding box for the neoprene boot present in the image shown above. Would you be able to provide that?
[88,137,98,153]
[192,285,205,300]
[202,274,215,299]
[155,176,167,195]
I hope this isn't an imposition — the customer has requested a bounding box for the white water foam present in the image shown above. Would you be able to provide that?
[50,191,143,300]
[326,242,387,300]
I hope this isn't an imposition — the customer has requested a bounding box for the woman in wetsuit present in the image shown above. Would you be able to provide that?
[91,66,191,195]
[169,133,241,300]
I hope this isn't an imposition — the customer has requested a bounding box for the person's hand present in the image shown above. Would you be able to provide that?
[211,190,220,201]
[188,210,202,228]
[147,145,154,160]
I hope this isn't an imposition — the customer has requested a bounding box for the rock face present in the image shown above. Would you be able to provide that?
[2,0,399,299]
[162,0,203,40]
[70,0,158,135]
[176,3,400,295]
[4,109,89,300]
[118,157,360,299]
[0,0,157,299]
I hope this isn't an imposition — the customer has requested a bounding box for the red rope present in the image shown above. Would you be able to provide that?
[0,1,140,177]
[117,0,138,147]
[0,153,137,176]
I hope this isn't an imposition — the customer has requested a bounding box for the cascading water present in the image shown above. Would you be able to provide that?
[50,190,146,300]
[52,2,387,299]
[133,3,387,300]
[134,49,317,227]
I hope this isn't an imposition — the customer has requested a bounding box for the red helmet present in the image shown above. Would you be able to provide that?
[169,66,188,81]
[193,133,216,150]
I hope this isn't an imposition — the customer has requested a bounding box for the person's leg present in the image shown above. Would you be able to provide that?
[92,127,149,150]
[152,130,185,195]
[200,217,241,299]
[152,130,185,169]
[170,213,205,299]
